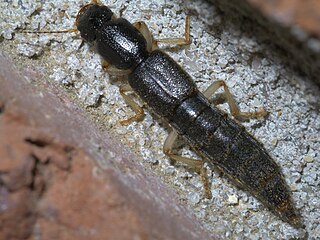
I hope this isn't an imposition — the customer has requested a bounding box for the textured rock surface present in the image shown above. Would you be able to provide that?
[0,52,215,240]
[211,0,320,86]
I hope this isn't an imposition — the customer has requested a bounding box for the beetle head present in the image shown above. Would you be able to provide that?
[76,3,113,42]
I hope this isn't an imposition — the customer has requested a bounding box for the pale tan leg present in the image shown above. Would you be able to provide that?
[156,16,191,46]
[101,59,111,72]
[163,130,212,199]
[133,21,156,52]
[21,28,78,34]
[133,16,191,52]
[203,80,268,119]
[119,84,144,125]
[102,60,131,76]
[102,60,142,125]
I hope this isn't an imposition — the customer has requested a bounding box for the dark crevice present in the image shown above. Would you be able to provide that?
[29,154,46,197]
[63,146,75,163]
[29,155,39,190]
[25,138,49,148]
[250,122,263,129]
[63,145,74,153]
[0,102,5,114]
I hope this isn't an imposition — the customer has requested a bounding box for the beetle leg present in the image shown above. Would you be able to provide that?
[203,80,268,119]
[164,130,212,199]
[101,59,111,72]
[133,16,191,52]
[91,0,101,4]
[119,84,145,125]
[155,16,191,46]
[102,60,132,76]
[133,21,156,52]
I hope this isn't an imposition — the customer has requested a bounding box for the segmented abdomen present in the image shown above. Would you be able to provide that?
[170,93,302,227]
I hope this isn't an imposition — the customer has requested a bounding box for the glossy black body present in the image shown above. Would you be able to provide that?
[76,3,303,228]
[129,50,198,119]
[96,18,148,69]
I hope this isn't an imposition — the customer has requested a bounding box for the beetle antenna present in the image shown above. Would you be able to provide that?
[20,28,78,34]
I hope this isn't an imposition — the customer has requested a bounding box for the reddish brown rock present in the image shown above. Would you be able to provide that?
[0,188,36,240]
[0,52,216,239]
[247,0,320,38]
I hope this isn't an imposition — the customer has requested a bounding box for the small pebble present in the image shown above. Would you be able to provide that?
[228,195,239,205]
[303,155,314,163]
[290,184,297,191]
[189,192,200,204]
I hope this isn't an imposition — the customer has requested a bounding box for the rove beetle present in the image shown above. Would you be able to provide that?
[26,0,304,228]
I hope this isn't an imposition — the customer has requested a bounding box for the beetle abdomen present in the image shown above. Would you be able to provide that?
[173,98,302,227]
